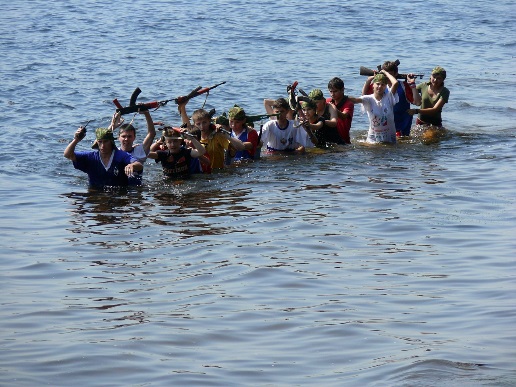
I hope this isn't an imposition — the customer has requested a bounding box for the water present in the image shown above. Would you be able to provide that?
[1,0,515,386]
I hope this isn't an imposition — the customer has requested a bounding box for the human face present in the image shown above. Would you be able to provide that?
[194,118,212,133]
[118,130,135,151]
[302,107,316,120]
[373,82,387,97]
[165,138,183,153]
[430,74,445,88]
[328,86,344,102]
[97,139,113,155]
[273,107,288,120]
[229,118,245,133]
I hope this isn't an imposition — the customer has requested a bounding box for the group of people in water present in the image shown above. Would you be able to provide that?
[64,61,450,188]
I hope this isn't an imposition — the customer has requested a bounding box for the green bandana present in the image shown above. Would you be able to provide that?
[92,127,115,149]
[431,66,447,79]
[228,105,246,121]
[308,88,324,101]
[373,73,388,84]
[301,99,317,110]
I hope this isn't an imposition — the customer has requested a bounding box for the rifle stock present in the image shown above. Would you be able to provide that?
[246,113,278,124]
[359,66,424,80]
[114,87,162,115]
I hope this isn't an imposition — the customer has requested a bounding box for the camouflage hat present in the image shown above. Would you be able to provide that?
[308,88,325,101]
[91,127,115,149]
[373,73,388,84]
[431,66,447,79]
[162,127,182,139]
[228,105,246,121]
[301,99,317,110]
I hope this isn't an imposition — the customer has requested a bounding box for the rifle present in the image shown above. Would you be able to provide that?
[174,81,226,105]
[113,87,170,115]
[359,66,424,80]
[113,81,226,115]
[246,113,278,124]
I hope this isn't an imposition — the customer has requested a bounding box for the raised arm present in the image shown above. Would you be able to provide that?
[382,70,399,95]
[362,75,374,95]
[178,100,193,131]
[140,110,156,154]
[407,74,422,106]
[63,127,85,162]
[182,132,206,158]
[263,99,276,117]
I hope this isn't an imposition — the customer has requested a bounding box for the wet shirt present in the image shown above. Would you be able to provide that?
[73,149,138,188]
[154,147,193,179]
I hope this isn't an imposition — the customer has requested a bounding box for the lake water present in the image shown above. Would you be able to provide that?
[1,0,515,386]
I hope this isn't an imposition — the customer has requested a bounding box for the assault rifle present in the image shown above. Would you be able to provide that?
[246,113,278,124]
[359,59,424,80]
[112,81,226,116]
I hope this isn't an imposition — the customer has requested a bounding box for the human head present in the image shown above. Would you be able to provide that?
[228,105,247,132]
[431,66,447,80]
[118,123,136,151]
[301,99,317,118]
[92,127,115,150]
[191,109,212,132]
[272,98,290,120]
[215,114,229,127]
[327,77,345,101]
[373,73,388,84]
[381,60,399,76]
[308,88,325,111]
[372,73,389,96]
[163,127,183,153]
[308,88,325,101]
[301,99,317,111]
[228,105,246,121]
[431,66,447,85]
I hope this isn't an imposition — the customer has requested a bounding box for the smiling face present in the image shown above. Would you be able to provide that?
[302,106,316,120]
[430,74,445,88]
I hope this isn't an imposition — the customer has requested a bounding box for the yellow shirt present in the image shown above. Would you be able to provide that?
[201,132,229,169]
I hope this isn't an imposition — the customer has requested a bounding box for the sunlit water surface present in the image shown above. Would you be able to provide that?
[1,0,515,385]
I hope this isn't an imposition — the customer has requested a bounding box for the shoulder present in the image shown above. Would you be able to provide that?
[247,128,258,138]
[114,149,134,162]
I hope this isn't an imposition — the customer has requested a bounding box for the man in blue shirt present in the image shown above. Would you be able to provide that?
[64,126,143,188]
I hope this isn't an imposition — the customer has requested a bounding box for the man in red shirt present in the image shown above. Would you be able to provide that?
[326,77,354,144]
